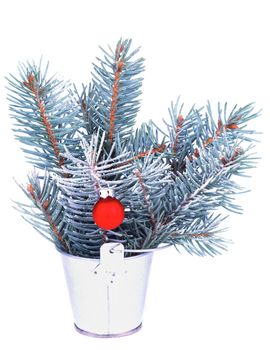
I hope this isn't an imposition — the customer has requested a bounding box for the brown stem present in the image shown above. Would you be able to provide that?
[173,114,184,154]
[108,59,125,144]
[188,121,239,161]
[24,74,64,168]
[115,144,166,169]
[27,183,68,250]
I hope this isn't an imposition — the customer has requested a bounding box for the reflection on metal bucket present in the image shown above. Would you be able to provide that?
[59,243,153,337]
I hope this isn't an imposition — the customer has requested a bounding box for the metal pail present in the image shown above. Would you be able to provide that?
[59,243,153,337]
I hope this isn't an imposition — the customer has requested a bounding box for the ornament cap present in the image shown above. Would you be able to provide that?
[99,188,114,198]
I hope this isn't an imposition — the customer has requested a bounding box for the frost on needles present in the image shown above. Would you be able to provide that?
[7,38,260,258]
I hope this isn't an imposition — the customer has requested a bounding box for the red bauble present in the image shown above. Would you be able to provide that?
[92,196,125,230]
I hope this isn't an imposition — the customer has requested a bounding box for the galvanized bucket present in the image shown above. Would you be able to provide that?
[59,243,153,337]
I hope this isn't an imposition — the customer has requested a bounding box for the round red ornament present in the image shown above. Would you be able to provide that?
[92,190,125,230]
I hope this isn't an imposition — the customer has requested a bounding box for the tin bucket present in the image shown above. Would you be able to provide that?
[59,243,153,337]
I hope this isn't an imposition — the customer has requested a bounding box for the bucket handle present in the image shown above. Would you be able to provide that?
[110,243,172,254]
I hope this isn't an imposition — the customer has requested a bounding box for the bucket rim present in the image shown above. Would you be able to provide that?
[56,246,153,262]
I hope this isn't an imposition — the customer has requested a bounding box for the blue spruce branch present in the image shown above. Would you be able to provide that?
[91,38,144,145]
[13,171,69,252]
[55,132,135,257]
[6,60,84,173]
[7,39,261,258]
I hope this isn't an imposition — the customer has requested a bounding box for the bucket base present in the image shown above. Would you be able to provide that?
[74,323,142,338]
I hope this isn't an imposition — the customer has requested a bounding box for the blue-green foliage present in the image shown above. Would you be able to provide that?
[7,60,84,173]
[13,171,67,251]
[7,39,260,258]
[91,38,145,144]
[56,132,135,257]
[71,83,96,136]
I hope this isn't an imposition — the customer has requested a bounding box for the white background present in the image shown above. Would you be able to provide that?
[0,1,269,349]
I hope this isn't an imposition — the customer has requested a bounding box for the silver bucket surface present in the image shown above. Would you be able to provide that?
[59,243,153,337]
